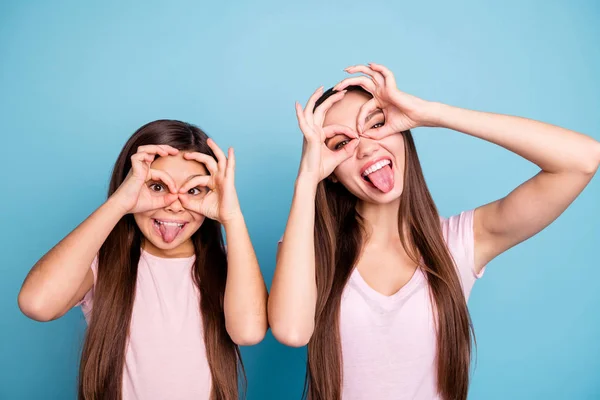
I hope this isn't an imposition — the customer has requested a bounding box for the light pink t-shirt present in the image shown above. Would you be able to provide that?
[339,210,483,400]
[79,250,211,400]
[279,210,483,399]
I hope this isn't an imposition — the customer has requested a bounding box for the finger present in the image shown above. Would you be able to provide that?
[183,152,218,176]
[178,194,202,215]
[345,65,385,86]
[327,138,360,167]
[322,124,359,140]
[368,63,397,89]
[303,86,324,126]
[333,76,377,94]
[152,193,179,210]
[179,175,212,193]
[130,153,153,177]
[226,148,235,179]
[207,138,227,170]
[313,90,347,127]
[136,145,179,157]
[296,102,317,142]
[148,169,178,194]
[356,98,380,133]
[361,124,397,140]
[131,152,154,165]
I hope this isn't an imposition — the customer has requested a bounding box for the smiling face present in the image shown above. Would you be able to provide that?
[133,152,210,257]
[323,90,406,204]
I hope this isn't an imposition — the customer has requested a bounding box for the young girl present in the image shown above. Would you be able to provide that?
[18,120,268,400]
[268,63,600,400]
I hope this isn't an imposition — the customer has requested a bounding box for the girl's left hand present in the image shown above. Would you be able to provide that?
[334,63,437,139]
[178,139,242,225]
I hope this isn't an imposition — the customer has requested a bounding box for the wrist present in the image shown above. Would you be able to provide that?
[221,212,245,229]
[105,194,131,217]
[295,173,320,192]
[420,101,450,128]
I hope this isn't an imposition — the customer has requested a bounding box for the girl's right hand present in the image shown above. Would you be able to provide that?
[110,145,180,214]
[295,87,360,186]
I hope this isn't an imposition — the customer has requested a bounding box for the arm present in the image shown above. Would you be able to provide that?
[222,215,268,346]
[18,145,180,321]
[432,105,600,272]
[180,141,269,346]
[18,199,126,321]
[268,177,319,347]
[268,88,359,347]
[337,63,600,274]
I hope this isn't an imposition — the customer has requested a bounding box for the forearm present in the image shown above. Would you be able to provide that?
[223,215,268,346]
[268,176,318,347]
[18,197,126,320]
[432,103,600,174]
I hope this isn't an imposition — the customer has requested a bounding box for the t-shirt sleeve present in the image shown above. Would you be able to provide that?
[76,256,99,321]
[440,210,484,300]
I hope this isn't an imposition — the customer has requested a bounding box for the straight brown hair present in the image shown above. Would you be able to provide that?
[305,87,473,400]
[78,120,244,400]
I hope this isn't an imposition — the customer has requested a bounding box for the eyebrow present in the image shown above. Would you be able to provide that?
[364,109,384,123]
[184,173,209,183]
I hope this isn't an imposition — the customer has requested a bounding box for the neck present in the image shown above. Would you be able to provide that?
[142,238,195,258]
[356,198,404,247]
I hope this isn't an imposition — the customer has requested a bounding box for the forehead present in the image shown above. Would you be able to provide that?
[150,152,209,182]
[322,91,371,129]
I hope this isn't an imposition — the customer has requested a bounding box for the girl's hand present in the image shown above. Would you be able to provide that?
[296,86,360,186]
[111,145,179,214]
[178,139,242,225]
[334,63,437,139]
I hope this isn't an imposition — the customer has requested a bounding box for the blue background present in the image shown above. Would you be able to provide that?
[1,1,599,399]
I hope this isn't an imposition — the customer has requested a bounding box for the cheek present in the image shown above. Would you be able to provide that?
[333,159,356,183]
[188,211,206,226]
[133,212,153,228]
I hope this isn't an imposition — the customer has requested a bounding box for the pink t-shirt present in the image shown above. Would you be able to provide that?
[339,210,483,399]
[79,250,211,400]
[279,210,483,399]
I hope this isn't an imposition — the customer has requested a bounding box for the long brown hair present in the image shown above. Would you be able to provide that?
[306,87,473,400]
[78,120,244,400]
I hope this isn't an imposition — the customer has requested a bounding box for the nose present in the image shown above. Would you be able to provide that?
[165,196,185,213]
[356,137,379,159]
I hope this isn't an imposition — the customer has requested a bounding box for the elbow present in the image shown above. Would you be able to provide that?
[580,141,600,175]
[592,141,600,173]
[17,290,57,322]
[269,322,313,348]
[229,327,267,346]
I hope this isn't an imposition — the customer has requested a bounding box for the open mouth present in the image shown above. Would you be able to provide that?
[152,219,188,244]
[361,158,395,193]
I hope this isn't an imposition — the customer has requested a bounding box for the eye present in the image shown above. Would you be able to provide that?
[149,182,165,192]
[187,187,206,196]
[335,139,351,150]
[371,122,384,129]
[327,134,352,151]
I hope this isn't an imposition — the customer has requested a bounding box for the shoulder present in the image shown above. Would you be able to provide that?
[439,210,484,298]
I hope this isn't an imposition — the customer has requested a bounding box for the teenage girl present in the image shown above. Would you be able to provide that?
[19,120,268,400]
[268,63,600,400]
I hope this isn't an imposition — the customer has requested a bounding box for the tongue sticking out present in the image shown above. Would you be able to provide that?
[367,165,394,193]
[158,223,183,243]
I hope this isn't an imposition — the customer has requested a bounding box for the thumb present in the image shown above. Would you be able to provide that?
[179,194,204,215]
[332,138,360,165]
[152,193,179,210]
[361,124,396,140]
